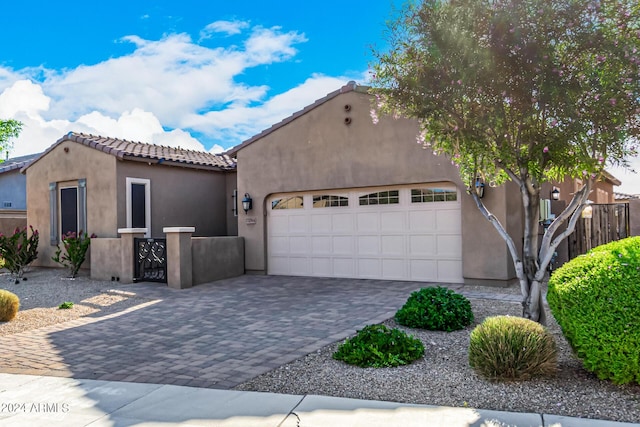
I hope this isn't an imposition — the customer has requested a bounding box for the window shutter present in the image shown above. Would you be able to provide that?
[49,182,57,245]
[78,179,87,234]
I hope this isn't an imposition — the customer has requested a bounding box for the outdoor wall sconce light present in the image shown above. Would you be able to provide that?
[475,177,485,199]
[242,193,253,214]
[551,187,560,201]
[581,203,593,219]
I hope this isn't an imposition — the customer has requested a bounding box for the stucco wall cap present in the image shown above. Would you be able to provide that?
[117,228,148,234]
[163,227,196,233]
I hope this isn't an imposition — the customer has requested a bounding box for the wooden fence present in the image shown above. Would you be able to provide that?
[568,203,629,259]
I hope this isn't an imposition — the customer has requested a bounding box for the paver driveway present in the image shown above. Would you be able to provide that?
[0,275,465,389]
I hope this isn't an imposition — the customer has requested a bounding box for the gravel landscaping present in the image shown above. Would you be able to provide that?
[0,268,153,336]
[1,267,639,423]
[236,298,640,424]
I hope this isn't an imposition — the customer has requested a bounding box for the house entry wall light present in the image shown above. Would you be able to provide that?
[551,187,560,201]
[242,193,253,214]
[475,177,485,199]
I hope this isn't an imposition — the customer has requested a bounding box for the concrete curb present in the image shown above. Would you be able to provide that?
[0,374,637,427]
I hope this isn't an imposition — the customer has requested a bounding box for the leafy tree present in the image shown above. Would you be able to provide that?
[371,0,640,323]
[0,119,22,160]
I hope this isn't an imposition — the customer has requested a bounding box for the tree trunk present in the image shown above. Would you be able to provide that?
[471,177,592,325]
[520,182,546,323]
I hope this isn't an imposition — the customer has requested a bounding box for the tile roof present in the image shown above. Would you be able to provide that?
[0,153,41,174]
[614,191,640,201]
[226,81,368,156]
[22,132,236,173]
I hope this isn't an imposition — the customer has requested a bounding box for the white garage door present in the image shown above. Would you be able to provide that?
[267,185,463,283]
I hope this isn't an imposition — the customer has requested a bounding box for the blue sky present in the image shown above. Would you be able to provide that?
[1,1,638,191]
[0,0,399,155]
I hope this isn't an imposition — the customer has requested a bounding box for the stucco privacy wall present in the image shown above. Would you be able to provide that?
[192,237,244,284]
[26,140,118,267]
[234,87,519,284]
[115,161,229,238]
[0,211,27,237]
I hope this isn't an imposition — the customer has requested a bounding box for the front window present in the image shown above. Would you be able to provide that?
[60,187,78,236]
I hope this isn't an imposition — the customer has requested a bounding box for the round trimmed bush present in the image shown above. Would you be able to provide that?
[0,289,20,321]
[332,324,425,368]
[395,287,473,331]
[547,236,640,385]
[469,315,557,381]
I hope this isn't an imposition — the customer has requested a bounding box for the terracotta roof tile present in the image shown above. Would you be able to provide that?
[0,153,41,174]
[614,191,640,201]
[22,132,236,173]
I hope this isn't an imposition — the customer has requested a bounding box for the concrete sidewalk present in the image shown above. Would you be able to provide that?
[0,374,637,427]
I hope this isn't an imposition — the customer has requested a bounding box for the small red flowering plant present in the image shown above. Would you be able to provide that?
[52,231,96,278]
[0,226,39,281]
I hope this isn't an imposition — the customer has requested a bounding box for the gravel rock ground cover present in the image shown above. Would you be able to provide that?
[0,267,152,336]
[236,298,640,423]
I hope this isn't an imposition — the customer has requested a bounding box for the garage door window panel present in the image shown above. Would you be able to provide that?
[359,190,399,206]
[411,188,457,203]
[313,195,348,208]
[272,197,303,209]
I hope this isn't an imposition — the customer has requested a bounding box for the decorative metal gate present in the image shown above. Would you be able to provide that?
[134,238,167,283]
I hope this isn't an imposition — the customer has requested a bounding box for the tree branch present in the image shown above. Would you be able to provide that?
[536,180,592,281]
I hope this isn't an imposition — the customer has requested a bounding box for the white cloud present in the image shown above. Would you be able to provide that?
[0,22,363,159]
[200,20,250,39]
[183,74,353,146]
[0,79,49,118]
[243,26,307,65]
[209,144,225,154]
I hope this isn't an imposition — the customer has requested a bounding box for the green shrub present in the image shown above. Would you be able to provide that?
[58,302,74,309]
[469,315,557,381]
[395,286,474,331]
[0,226,39,279]
[547,236,640,385]
[333,324,425,368]
[0,289,20,321]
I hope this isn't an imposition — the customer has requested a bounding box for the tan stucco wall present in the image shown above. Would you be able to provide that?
[462,181,521,285]
[115,162,228,237]
[225,171,238,236]
[26,141,118,267]
[0,210,27,237]
[235,90,517,283]
[192,236,244,284]
[90,238,122,281]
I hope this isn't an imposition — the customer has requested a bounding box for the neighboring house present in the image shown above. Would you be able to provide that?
[0,153,40,211]
[227,81,527,286]
[614,192,640,204]
[22,132,237,268]
[0,153,40,236]
[542,171,621,206]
